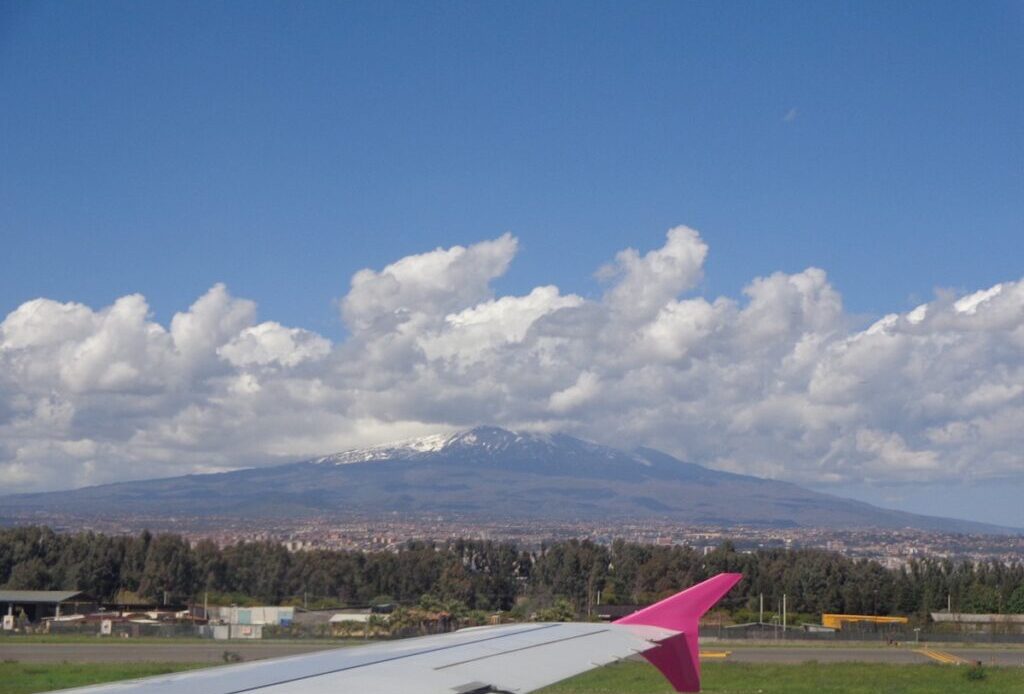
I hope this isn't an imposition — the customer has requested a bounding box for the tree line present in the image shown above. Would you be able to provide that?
[1,526,1022,618]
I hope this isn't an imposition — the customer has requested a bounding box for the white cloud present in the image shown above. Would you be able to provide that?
[219,322,331,367]
[341,233,518,333]
[171,283,256,370]
[601,225,707,320]
[1,226,1022,493]
[0,298,96,349]
[954,283,1002,315]
[419,286,583,362]
[854,429,940,476]
[548,371,602,414]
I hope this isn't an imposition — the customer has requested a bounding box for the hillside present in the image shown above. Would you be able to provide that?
[1,427,1013,534]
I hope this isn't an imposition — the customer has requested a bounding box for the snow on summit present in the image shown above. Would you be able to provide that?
[314,432,458,465]
[313,426,598,465]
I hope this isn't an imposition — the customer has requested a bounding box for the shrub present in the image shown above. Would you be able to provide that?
[964,664,986,681]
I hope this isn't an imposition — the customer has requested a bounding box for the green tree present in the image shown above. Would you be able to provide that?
[1007,585,1024,614]
[139,534,195,603]
[4,558,52,589]
[535,598,575,622]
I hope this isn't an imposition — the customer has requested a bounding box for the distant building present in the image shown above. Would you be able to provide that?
[293,608,355,627]
[930,613,1024,635]
[822,614,908,631]
[0,590,96,625]
[327,609,374,625]
[206,623,263,640]
[594,605,641,621]
[208,605,294,626]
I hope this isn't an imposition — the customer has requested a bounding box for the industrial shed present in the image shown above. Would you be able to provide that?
[0,590,96,624]
[207,605,294,626]
[931,612,1024,635]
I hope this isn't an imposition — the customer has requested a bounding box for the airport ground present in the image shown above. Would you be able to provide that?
[2,642,1024,694]
[2,639,1024,693]
[3,638,1024,667]
[1,659,1023,694]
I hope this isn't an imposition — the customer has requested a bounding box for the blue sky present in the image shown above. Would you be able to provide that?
[1,2,1022,526]
[2,1,1020,336]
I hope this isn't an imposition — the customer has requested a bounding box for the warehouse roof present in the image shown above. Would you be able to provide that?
[0,590,86,604]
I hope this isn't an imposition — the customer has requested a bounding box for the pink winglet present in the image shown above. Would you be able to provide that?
[614,573,742,692]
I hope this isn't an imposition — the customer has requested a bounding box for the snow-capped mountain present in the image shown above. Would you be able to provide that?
[315,426,631,467]
[1,426,1014,534]
[314,432,462,464]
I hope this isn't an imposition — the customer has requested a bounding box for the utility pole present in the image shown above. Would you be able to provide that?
[782,594,787,635]
[759,593,763,624]
[204,592,208,621]
[587,573,595,618]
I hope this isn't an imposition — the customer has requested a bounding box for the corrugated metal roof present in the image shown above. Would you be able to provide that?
[0,590,84,603]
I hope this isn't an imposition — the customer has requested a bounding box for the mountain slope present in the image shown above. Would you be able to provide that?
[1,426,1013,533]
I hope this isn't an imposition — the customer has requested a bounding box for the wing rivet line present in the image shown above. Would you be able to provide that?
[434,629,609,671]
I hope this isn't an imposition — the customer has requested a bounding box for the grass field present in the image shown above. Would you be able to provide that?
[0,663,203,694]
[0,635,351,645]
[1,660,1023,693]
[540,661,1024,693]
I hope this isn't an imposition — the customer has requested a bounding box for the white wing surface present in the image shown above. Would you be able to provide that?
[56,574,742,694]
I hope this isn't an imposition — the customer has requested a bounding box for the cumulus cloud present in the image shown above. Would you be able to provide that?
[548,371,602,414]
[171,283,256,370]
[600,225,707,319]
[419,286,583,362]
[341,233,518,333]
[219,322,331,367]
[1,226,1022,493]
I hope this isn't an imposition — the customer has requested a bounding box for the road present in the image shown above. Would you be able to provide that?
[3,640,1024,667]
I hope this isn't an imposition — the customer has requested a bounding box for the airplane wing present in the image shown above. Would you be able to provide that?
[58,573,742,694]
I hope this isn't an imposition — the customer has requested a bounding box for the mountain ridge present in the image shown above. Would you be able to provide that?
[1,426,1016,535]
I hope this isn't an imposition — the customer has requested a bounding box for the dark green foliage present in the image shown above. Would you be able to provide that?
[965,664,987,681]
[139,535,195,604]
[1008,585,1024,613]
[0,526,1021,619]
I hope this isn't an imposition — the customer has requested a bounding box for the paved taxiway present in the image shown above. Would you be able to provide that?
[714,645,1024,667]
[3,641,1023,667]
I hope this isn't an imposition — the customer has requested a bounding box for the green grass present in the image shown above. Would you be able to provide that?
[0,663,204,694]
[0,634,351,645]
[0,635,210,645]
[1,660,1022,693]
[540,661,1024,693]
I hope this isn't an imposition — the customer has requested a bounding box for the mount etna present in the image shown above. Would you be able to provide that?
[1,427,1013,534]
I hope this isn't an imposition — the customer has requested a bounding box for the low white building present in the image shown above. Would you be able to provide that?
[209,605,294,626]
[328,609,373,625]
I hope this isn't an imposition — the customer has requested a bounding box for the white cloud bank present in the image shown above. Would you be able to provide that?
[1,226,1022,492]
